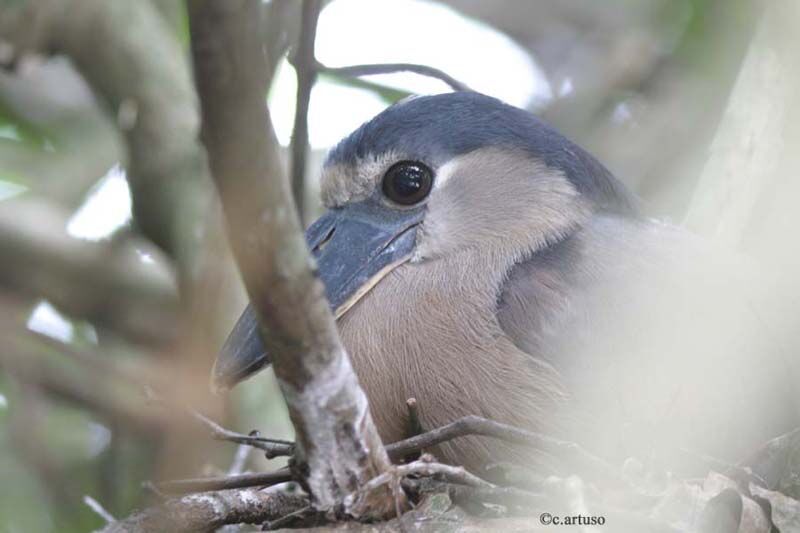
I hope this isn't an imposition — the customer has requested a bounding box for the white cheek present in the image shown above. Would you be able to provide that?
[433,159,460,191]
[411,214,450,263]
[410,159,460,263]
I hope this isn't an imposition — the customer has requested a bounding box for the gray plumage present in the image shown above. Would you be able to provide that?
[219,92,797,476]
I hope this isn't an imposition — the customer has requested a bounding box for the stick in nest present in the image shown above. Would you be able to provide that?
[344,454,495,519]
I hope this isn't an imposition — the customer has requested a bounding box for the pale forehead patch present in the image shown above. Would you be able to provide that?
[320,150,405,208]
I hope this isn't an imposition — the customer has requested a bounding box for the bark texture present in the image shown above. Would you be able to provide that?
[98,488,308,533]
[187,0,395,517]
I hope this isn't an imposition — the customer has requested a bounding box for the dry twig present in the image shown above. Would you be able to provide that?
[157,410,615,496]
[344,455,494,520]
[156,468,294,494]
[228,434,256,476]
[405,397,423,439]
[190,411,294,459]
[316,61,471,92]
[261,505,317,531]
[386,415,617,483]
[83,495,116,524]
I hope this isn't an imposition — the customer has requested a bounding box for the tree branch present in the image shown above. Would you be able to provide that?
[0,334,166,434]
[144,386,297,458]
[0,198,178,344]
[98,488,308,533]
[190,411,295,459]
[288,0,322,223]
[187,0,396,518]
[159,407,621,496]
[316,61,471,92]
[158,411,619,499]
[157,468,294,494]
[385,415,618,483]
[84,495,116,525]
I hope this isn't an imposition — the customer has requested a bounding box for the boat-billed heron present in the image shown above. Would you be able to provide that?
[214,92,796,475]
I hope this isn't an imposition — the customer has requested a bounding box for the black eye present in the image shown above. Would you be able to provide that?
[381,161,433,206]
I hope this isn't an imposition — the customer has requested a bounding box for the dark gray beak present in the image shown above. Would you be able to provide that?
[212,201,423,391]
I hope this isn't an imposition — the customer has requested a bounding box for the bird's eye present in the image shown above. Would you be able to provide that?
[381,161,433,206]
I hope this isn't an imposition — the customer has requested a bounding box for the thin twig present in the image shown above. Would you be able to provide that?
[141,481,169,501]
[399,399,425,470]
[288,0,322,223]
[191,411,295,459]
[83,495,116,524]
[143,387,295,459]
[184,410,616,492]
[316,61,471,92]
[261,505,315,531]
[182,410,615,494]
[406,397,423,438]
[344,456,494,518]
[393,459,495,490]
[228,431,258,475]
[156,467,294,494]
[385,415,618,483]
[360,457,494,497]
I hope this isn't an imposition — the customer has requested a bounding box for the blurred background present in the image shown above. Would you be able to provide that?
[1,0,798,531]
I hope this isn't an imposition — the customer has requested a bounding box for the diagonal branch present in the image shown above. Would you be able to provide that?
[385,415,618,483]
[0,198,178,344]
[190,411,294,459]
[156,468,294,494]
[316,61,471,92]
[187,0,396,518]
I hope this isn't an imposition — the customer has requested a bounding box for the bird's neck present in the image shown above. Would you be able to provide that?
[337,244,566,469]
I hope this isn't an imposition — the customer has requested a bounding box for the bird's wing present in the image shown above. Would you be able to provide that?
[494,213,799,462]
[494,223,586,367]
[494,214,655,371]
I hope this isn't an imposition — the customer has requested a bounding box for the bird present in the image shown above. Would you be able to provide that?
[213,92,797,477]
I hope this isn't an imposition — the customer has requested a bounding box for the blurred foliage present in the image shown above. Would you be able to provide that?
[0,107,48,187]
[0,110,47,148]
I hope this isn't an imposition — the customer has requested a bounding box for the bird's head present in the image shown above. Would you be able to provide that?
[313,92,636,314]
[213,91,637,389]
